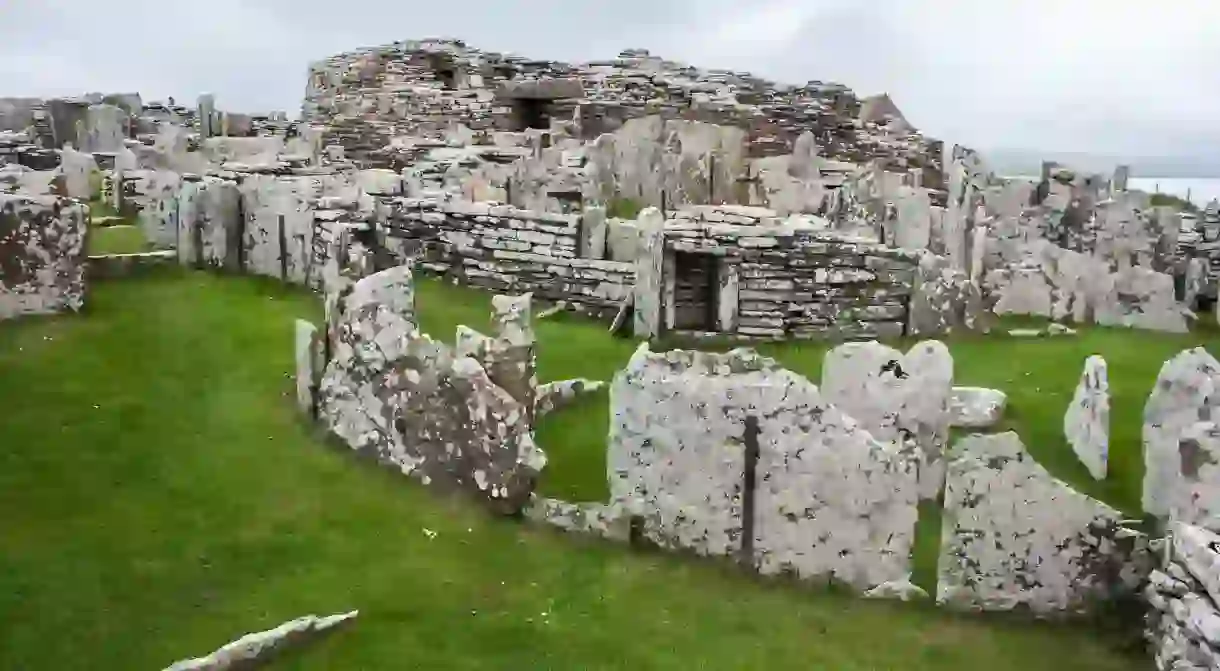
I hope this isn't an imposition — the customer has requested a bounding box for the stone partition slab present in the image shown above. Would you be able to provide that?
[608,344,920,588]
[240,175,317,284]
[1173,422,1220,534]
[1143,348,1220,516]
[0,194,87,320]
[937,432,1148,614]
[1065,355,1109,481]
[317,266,545,513]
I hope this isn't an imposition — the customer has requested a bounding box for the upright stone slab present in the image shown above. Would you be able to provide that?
[197,94,217,139]
[1173,422,1220,533]
[316,267,544,513]
[196,177,242,269]
[0,194,87,320]
[579,205,607,259]
[632,207,664,338]
[295,320,320,416]
[83,103,125,153]
[894,186,931,251]
[938,432,1148,613]
[139,170,182,249]
[821,339,953,498]
[1064,355,1110,481]
[908,252,974,336]
[1143,348,1220,516]
[487,293,536,428]
[59,147,96,200]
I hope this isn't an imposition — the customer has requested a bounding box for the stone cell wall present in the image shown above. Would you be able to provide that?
[382,198,634,315]
[608,345,921,590]
[1146,523,1220,670]
[0,193,87,320]
[663,206,919,339]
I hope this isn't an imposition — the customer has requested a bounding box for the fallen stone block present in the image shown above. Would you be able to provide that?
[163,610,358,670]
[536,378,605,417]
[947,387,1007,428]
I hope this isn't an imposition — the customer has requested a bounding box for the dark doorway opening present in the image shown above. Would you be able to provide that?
[511,98,552,131]
[672,251,719,331]
[435,68,457,90]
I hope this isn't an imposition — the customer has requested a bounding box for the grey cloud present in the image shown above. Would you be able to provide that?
[1,0,1218,161]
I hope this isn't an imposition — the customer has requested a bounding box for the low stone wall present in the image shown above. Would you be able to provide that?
[0,193,87,320]
[1146,523,1220,670]
[658,206,919,339]
[382,198,633,316]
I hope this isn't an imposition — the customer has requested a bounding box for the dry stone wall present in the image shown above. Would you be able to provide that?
[1146,524,1220,670]
[0,193,87,320]
[383,198,634,316]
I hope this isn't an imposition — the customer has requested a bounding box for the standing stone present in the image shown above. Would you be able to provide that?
[1064,355,1109,480]
[487,293,536,428]
[58,147,96,200]
[908,252,972,336]
[632,207,664,338]
[0,194,88,320]
[580,205,607,259]
[894,187,931,251]
[1185,257,1206,310]
[1174,422,1220,533]
[788,131,820,180]
[938,432,1148,613]
[1143,348,1220,516]
[821,339,953,498]
[197,94,217,139]
[295,320,320,416]
[83,104,125,153]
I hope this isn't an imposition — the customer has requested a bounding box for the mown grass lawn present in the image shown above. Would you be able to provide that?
[1,269,1207,670]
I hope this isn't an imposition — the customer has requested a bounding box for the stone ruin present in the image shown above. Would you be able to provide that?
[3,36,1220,669]
[0,193,87,321]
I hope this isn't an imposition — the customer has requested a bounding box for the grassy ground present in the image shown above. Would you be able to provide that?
[1,270,1204,669]
[86,200,152,255]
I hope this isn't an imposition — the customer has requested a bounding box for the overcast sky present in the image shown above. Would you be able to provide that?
[2,0,1218,159]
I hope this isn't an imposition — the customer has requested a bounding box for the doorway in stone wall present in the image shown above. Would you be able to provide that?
[510,98,553,131]
[672,251,719,332]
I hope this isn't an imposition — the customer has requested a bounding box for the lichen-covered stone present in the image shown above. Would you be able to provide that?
[1147,524,1220,670]
[1143,348,1220,516]
[0,194,87,321]
[317,266,544,513]
[1065,355,1109,480]
[908,252,977,336]
[632,207,664,338]
[821,339,953,498]
[937,432,1149,613]
[295,319,320,417]
[609,344,919,589]
[163,610,358,671]
[947,386,1007,428]
[487,293,537,427]
[1173,422,1220,534]
[536,378,605,417]
[523,496,630,541]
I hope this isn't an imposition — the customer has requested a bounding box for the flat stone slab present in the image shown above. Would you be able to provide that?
[947,387,1007,429]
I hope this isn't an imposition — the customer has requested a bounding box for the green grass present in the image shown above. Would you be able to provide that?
[87,200,150,255]
[1,270,1203,670]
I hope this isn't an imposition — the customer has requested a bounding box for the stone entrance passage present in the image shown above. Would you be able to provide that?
[671,250,719,331]
[510,97,552,131]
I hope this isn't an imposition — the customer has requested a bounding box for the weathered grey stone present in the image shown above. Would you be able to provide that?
[580,205,607,260]
[948,387,1007,428]
[609,344,920,589]
[239,174,317,283]
[938,432,1149,613]
[487,293,536,427]
[1065,355,1109,480]
[536,378,605,417]
[821,339,953,498]
[295,320,320,416]
[59,147,96,200]
[908,252,977,336]
[1143,348,1220,516]
[0,194,87,321]
[317,266,544,513]
[863,578,929,602]
[163,610,357,671]
[632,207,664,337]
[1173,422,1220,534]
[82,104,125,153]
[523,497,630,541]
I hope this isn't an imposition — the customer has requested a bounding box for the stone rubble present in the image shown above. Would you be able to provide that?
[1146,524,1220,671]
